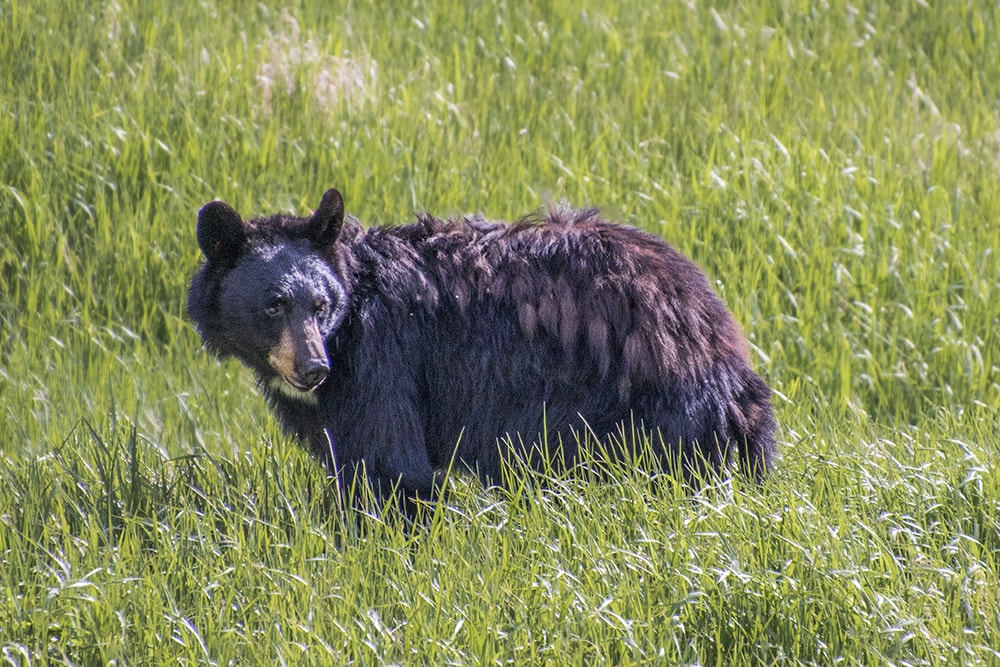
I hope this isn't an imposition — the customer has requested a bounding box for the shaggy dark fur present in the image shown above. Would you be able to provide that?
[189,188,775,509]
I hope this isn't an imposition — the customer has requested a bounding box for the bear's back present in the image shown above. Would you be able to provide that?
[345,208,750,389]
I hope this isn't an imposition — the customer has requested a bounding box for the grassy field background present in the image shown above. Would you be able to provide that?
[2,0,999,663]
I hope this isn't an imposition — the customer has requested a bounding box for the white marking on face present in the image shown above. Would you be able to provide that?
[268,376,319,405]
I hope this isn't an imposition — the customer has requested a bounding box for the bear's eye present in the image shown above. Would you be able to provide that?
[265,299,286,317]
[314,298,328,314]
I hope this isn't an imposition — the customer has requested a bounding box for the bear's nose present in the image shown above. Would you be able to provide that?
[300,363,329,389]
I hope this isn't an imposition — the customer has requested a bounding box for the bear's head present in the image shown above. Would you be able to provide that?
[188,189,349,403]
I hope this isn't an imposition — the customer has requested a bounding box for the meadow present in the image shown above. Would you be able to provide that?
[1,0,998,663]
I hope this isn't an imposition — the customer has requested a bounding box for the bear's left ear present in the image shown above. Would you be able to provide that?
[305,188,345,249]
[197,200,248,264]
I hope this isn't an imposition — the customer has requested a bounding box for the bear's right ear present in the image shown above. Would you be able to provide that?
[197,200,248,264]
[305,188,345,249]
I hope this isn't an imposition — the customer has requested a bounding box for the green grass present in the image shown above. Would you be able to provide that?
[2,0,998,663]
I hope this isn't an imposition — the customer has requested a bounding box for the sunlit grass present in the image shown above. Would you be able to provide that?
[2,0,998,663]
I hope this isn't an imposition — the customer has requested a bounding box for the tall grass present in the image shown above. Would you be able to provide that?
[2,0,998,663]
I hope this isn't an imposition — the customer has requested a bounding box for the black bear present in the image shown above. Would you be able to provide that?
[188,188,775,508]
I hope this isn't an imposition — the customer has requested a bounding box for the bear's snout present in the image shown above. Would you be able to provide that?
[267,319,330,394]
[298,360,329,390]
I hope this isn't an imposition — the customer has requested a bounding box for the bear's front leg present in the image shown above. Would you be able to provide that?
[312,399,439,516]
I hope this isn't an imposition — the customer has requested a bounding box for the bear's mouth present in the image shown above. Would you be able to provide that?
[282,374,315,391]
[269,375,321,404]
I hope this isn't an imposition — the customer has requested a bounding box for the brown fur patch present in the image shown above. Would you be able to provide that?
[556,276,579,355]
[586,316,610,378]
[536,279,560,339]
[518,302,538,340]
[268,327,297,380]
